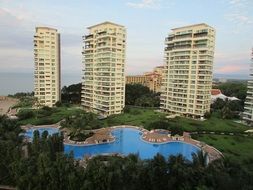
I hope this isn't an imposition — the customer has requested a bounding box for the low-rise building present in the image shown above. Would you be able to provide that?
[126,66,164,93]
[211,89,239,103]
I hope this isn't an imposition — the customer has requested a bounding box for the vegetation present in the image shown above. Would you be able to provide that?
[61,112,101,130]
[146,121,183,135]
[168,112,249,133]
[217,81,247,101]
[8,92,34,99]
[4,82,253,189]
[99,107,250,133]
[1,115,253,189]
[69,131,94,141]
[61,83,81,104]
[211,98,243,119]
[17,106,84,125]
[101,107,166,128]
[9,92,35,108]
[193,134,253,169]
[125,84,160,107]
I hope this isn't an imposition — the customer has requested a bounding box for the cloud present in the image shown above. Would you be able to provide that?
[214,51,251,75]
[126,0,161,9]
[225,0,253,26]
[225,13,253,25]
[216,65,247,73]
[228,0,253,7]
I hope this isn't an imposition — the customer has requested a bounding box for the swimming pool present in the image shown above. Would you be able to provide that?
[24,127,59,139]
[64,128,200,160]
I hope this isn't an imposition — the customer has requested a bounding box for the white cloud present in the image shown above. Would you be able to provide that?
[126,0,161,9]
[213,50,251,75]
[224,0,253,32]
[225,13,253,25]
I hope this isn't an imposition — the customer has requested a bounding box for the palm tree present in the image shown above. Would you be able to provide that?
[192,150,209,168]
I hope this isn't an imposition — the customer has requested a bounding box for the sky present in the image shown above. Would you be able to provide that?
[0,0,253,94]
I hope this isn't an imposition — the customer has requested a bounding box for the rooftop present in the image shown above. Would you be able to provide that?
[36,27,58,32]
[87,21,125,29]
[211,89,222,96]
[172,23,214,31]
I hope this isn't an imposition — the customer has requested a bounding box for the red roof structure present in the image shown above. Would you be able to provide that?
[211,89,221,96]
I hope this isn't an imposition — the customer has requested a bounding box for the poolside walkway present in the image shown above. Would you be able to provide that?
[142,129,172,143]
[21,124,60,131]
[63,127,115,145]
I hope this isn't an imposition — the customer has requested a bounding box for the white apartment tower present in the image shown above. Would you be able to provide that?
[34,27,61,107]
[81,22,126,116]
[243,49,253,124]
[160,24,215,118]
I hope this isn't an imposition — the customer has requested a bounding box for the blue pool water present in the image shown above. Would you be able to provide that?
[24,127,59,139]
[64,128,200,160]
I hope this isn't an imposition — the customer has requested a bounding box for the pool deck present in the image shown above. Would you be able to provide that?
[21,124,60,131]
[22,124,223,162]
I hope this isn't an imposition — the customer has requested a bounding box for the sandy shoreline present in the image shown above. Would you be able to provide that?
[0,96,19,115]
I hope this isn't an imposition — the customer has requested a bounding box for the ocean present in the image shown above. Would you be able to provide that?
[0,72,81,95]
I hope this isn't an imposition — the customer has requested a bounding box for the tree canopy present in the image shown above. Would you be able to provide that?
[217,82,247,101]
[125,84,160,107]
[61,83,82,104]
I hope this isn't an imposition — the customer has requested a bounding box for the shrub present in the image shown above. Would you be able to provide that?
[204,112,211,119]
[130,109,141,115]
[123,106,130,113]
[17,109,35,120]
[147,121,169,130]
[55,101,62,107]
[169,125,183,136]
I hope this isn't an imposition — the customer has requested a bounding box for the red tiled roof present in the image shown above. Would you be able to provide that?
[211,89,221,95]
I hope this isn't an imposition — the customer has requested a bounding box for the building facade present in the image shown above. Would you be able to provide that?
[160,24,215,118]
[81,22,126,116]
[243,49,253,124]
[34,27,61,107]
[126,66,164,93]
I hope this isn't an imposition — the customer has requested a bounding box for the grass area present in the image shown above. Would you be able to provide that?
[193,134,253,166]
[101,108,166,128]
[15,105,251,135]
[17,106,250,134]
[101,107,250,133]
[169,112,250,133]
[17,106,84,125]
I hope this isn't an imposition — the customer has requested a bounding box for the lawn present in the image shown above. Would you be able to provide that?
[168,112,250,133]
[193,134,253,167]
[17,106,85,125]
[101,107,250,133]
[17,106,250,134]
[101,107,166,128]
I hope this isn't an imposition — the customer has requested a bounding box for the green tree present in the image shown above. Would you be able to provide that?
[125,84,160,107]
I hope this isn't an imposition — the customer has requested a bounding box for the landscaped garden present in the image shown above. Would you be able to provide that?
[16,104,253,169]
[100,107,250,133]
[17,106,84,125]
[193,134,253,170]
[17,105,250,133]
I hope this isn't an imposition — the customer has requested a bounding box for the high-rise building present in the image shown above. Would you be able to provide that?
[126,66,164,93]
[243,49,253,124]
[34,27,61,107]
[81,22,126,116]
[160,24,215,118]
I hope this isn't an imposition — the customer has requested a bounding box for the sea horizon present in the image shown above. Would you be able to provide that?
[0,71,249,96]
